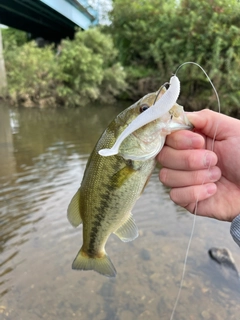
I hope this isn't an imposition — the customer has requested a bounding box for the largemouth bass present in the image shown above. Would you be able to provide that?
[67,88,192,277]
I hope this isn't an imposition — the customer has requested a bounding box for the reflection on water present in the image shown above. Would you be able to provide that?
[0,103,240,320]
[0,106,16,178]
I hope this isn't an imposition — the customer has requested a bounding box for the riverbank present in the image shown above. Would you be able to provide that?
[3,28,126,108]
[2,0,240,118]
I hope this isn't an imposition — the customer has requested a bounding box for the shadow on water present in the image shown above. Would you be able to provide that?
[0,102,240,319]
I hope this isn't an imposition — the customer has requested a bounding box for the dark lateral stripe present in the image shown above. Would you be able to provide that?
[87,160,128,255]
[88,192,110,255]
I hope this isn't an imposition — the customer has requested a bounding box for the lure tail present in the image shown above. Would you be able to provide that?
[99,75,181,157]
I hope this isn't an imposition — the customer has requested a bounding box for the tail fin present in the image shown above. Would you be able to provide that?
[72,249,117,278]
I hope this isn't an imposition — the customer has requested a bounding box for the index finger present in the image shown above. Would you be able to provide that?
[165,130,205,150]
[187,109,240,140]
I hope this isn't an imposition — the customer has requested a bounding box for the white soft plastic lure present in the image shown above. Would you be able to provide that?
[98,75,180,157]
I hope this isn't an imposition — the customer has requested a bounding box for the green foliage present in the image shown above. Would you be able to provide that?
[2,27,28,51]
[4,1,240,115]
[5,42,57,107]
[109,0,240,116]
[56,28,126,107]
[4,28,126,107]
[109,0,177,67]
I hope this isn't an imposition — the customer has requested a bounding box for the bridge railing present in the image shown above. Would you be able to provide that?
[67,0,98,23]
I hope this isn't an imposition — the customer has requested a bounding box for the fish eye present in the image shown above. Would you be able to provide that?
[139,104,149,113]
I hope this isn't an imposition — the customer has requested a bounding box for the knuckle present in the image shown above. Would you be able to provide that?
[191,187,199,201]
[184,153,193,170]
[185,152,200,170]
[191,170,202,184]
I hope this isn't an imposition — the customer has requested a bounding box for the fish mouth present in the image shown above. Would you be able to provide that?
[120,111,192,161]
[168,114,193,131]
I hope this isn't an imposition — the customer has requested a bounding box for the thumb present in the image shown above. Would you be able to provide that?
[187,109,236,140]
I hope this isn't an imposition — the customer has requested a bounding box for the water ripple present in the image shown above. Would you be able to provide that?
[0,104,240,320]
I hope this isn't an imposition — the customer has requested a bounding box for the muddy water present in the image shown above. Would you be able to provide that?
[0,103,240,320]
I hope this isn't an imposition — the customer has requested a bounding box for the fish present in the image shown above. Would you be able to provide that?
[67,86,192,277]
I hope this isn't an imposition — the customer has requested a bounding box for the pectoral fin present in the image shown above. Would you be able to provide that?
[67,189,82,227]
[112,166,136,188]
[114,213,138,242]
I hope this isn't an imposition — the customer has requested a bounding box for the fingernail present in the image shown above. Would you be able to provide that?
[209,167,220,180]
[203,152,214,167]
[206,183,216,195]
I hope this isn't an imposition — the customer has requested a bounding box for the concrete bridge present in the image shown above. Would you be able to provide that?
[0,0,99,41]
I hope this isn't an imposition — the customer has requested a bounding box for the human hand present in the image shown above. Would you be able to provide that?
[157,109,240,222]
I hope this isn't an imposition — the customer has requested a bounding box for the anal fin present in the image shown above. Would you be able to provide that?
[67,189,82,227]
[114,213,138,242]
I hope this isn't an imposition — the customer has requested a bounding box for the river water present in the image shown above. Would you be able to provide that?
[0,103,239,320]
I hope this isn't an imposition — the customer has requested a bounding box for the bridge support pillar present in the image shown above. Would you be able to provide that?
[0,28,7,96]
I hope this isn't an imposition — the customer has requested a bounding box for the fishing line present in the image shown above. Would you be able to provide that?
[169,61,221,320]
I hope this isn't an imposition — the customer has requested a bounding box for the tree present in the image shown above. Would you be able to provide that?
[56,28,126,106]
[109,0,240,116]
[2,27,28,50]
[4,28,126,107]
